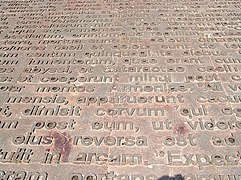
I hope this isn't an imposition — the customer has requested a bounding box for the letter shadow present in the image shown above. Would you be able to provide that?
[158,174,184,180]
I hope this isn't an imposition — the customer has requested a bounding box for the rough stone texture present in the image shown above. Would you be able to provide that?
[0,0,240,179]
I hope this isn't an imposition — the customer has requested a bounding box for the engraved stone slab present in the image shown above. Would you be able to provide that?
[0,0,240,179]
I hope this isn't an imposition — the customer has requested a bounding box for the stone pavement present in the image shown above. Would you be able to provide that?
[0,0,240,179]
